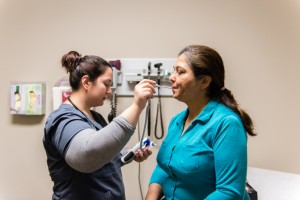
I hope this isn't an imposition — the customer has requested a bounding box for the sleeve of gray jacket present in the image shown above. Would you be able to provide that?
[65,116,135,173]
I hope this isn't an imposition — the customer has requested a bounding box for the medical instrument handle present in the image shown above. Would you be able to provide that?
[121,137,153,164]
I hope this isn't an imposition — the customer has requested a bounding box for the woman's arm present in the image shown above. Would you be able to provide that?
[64,79,156,173]
[205,116,248,199]
[65,116,135,172]
[120,79,156,127]
[146,183,164,200]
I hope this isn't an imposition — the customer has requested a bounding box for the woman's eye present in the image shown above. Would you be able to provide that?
[177,70,183,75]
[172,67,184,75]
[104,82,111,87]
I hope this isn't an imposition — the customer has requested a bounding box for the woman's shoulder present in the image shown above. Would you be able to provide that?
[45,104,82,130]
[48,104,75,120]
[215,102,239,117]
[213,103,243,127]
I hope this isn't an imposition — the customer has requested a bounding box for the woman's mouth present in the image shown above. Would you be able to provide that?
[172,87,177,94]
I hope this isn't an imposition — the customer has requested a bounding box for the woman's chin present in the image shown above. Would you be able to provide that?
[173,93,180,100]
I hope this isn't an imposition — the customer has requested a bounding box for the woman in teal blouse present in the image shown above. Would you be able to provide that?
[146,45,256,200]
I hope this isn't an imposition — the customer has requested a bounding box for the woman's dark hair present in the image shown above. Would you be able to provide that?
[61,51,111,91]
[179,45,256,136]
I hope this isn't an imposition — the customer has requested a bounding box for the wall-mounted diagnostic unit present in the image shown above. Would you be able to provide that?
[110,58,176,96]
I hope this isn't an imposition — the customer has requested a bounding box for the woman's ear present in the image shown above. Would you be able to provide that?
[81,75,91,90]
[201,75,212,90]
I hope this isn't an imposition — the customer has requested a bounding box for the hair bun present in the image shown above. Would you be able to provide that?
[61,51,82,73]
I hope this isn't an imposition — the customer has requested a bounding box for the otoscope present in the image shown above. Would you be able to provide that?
[121,137,155,164]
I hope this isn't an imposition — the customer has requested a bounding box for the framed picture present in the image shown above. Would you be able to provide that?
[10,82,46,115]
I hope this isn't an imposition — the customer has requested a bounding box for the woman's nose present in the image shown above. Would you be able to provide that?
[169,72,175,83]
[107,87,112,94]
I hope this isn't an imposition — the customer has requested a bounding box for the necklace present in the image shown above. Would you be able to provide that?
[67,96,96,130]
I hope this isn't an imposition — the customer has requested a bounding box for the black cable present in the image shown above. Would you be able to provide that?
[137,119,144,200]
[137,100,151,200]
[147,62,151,137]
[138,162,143,200]
[140,102,150,149]
[67,96,97,130]
[108,91,117,123]
[154,63,164,139]
[154,95,164,139]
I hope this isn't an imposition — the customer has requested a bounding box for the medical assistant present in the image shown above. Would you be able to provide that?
[150,100,250,200]
[43,104,134,200]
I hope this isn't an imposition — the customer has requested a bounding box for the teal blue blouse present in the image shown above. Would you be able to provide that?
[150,100,250,200]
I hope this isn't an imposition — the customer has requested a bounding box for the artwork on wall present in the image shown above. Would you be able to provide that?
[10,82,46,115]
[52,76,72,110]
[52,86,71,110]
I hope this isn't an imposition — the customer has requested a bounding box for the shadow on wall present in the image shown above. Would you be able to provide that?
[11,115,45,125]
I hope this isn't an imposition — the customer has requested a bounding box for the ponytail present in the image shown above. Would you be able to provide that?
[218,88,256,136]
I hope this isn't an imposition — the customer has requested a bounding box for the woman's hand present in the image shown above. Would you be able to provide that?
[119,79,156,127]
[133,79,156,109]
[133,148,152,162]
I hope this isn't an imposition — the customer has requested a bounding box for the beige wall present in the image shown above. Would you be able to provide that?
[0,0,299,199]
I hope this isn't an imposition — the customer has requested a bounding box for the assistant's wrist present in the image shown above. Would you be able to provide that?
[131,101,145,114]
